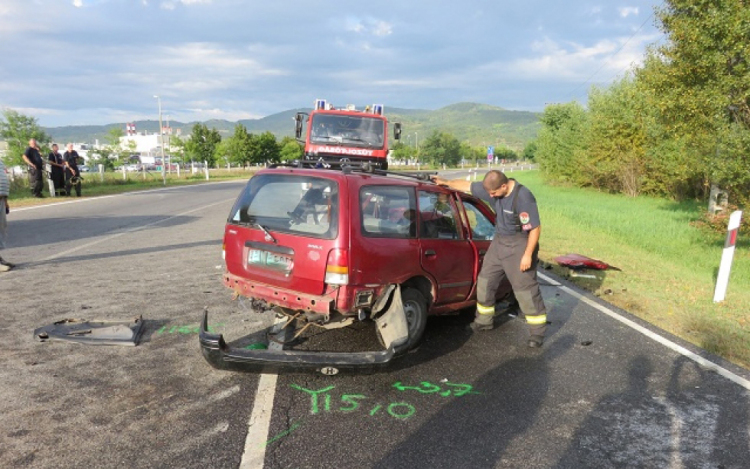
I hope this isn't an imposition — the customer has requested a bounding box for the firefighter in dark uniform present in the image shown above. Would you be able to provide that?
[48,144,66,195]
[63,143,82,197]
[22,139,44,198]
[432,170,548,347]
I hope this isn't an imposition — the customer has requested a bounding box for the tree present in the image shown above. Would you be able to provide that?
[219,124,256,167]
[637,0,750,206]
[253,131,280,164]
[421,130,462,166]
[535,102,590,185]
[522,141,537,161]
[169,135,185,164]
[0,109,51,166]
[104,127,128,162]
[458,143,485,165]
[390,141,416,162]
[184,123,221,167]
[279,136,303,162]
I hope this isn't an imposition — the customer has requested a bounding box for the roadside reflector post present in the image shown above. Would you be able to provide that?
[99,164,104,182]
[714,210,743,302]
[204,160,209,180]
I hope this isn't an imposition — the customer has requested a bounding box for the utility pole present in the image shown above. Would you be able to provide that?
[154,95,166,185]
[415,131,419,162]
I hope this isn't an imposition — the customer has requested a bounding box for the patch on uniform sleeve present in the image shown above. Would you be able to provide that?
[519,212,530,224]
[522,223,533,231]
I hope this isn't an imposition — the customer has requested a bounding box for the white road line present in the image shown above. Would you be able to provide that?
[240,373,279,469]
[240,315,287,469]
[33,197,234,263]
[539,272,750,390]
[11,178,246,212]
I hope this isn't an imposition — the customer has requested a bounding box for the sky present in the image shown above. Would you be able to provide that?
[0,0,664,127]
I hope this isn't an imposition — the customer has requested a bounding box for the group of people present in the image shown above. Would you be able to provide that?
[432,170,548,348]
[22,139,82,198]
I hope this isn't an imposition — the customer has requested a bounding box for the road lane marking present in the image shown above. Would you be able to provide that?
[539,272,750,390]
[240,315,287,469]
[31,198,234,264]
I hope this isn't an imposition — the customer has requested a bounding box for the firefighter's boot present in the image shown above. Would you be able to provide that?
[470,303,495,332]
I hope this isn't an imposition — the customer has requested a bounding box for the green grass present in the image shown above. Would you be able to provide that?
[513,171,750,368]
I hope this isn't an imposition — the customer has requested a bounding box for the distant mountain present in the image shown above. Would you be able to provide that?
[45,102,540,151]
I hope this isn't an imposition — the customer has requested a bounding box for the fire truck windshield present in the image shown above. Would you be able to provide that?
[310,114,385,148]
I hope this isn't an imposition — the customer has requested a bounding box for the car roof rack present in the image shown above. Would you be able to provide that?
[267,159,437,182]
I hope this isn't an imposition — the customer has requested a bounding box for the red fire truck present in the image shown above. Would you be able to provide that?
[294,99,401,170]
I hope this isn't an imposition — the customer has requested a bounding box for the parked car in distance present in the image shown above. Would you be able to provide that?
[200,165,501,374]
[78,165,90,172]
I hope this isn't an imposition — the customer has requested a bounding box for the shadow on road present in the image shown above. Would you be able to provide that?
[554,355,750,468]
[6,215,199,248]
[373,334,576,469]
[23,239,220,267]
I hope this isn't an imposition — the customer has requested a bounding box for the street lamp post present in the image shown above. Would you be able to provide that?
[154,95,166,185]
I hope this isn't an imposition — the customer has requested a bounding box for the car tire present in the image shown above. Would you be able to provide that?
[377,287,428,353]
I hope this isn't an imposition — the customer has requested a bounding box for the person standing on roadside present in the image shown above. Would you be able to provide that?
[22,138,44,198]
[432,170,548,348]
[48,143,66,196]
[63,143,82,197]
[0,157,15,272]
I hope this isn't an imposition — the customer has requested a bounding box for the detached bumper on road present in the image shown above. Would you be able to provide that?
[198,310,397,375]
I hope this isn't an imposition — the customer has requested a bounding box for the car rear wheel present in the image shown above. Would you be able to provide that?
[376,287,428,353]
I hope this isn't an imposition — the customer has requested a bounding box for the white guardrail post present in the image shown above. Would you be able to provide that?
[713,210,743,302]
[204,160,209,180]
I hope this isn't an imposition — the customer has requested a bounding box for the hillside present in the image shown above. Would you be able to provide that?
[45,102,540,151]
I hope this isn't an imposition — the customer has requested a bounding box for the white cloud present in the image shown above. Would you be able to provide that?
[343,16,393,37]
[73,0,83,8]
[482,33,658,82]
[619,6,639,17]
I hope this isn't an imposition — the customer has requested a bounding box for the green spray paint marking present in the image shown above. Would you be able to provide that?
[290,385,418,420]
[392,381,481,397]
[262,420,303,447]
[387,403,416,419]
[289,384,336,415]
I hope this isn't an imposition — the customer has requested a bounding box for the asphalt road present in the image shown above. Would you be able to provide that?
[1,175,749,469]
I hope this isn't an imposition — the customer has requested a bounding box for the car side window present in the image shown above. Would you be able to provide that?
[461,199,495,240]
[360,186,417,238]
[418,191,462,240]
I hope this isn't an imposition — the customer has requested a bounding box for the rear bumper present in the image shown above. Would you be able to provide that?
[223,272,336,315]
[198,310,398,374]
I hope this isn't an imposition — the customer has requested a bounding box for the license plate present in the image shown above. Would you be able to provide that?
[248,249,293,272]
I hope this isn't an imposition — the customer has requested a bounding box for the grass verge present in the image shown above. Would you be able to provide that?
[513,171,749,369]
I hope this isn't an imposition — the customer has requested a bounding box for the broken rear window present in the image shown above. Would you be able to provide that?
[229,174,339,239]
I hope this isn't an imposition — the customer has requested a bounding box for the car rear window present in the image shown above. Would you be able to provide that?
[229,174,339,239]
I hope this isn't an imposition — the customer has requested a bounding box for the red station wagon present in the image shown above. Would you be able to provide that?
[200,165,500,374]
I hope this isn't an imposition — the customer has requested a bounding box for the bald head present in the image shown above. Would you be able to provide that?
[482,170,509,192]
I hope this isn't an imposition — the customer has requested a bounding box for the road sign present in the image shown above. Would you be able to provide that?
[487,146,494,162]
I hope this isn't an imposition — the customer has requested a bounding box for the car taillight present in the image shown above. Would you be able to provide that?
[325,248,349,285]
[222,242,226,261]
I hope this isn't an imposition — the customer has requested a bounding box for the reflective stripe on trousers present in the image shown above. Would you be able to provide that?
[475,234,547,337]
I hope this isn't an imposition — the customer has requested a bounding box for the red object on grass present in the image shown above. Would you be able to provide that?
[554,253,612,270]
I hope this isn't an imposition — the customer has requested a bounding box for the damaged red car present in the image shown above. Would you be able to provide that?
[199,165,499,374]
